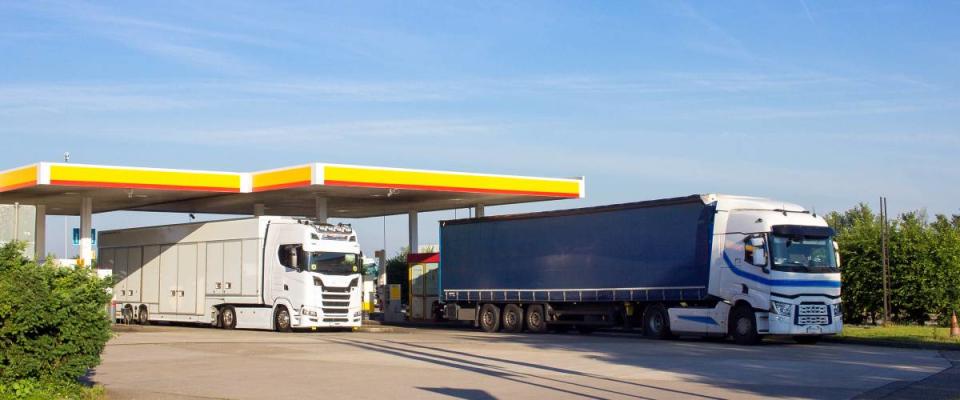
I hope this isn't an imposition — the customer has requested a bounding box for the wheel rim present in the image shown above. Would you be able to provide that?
[505,311,518,328]
[529,311,542,328]
[223,310,234,327]
[482,310,494,327]
[278,310,290,329]
[736,317,751,336]
[650,313,663,333]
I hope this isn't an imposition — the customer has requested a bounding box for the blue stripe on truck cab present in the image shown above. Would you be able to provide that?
[722,252,841,288]
[677,315,718,325]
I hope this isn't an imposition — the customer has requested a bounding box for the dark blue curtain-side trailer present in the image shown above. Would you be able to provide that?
[439,195,717,334]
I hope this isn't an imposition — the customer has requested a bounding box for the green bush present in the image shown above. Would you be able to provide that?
[0,241,112,389]
[827,205,960,325]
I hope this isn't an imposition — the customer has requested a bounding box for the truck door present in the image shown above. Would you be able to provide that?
[177,244,198,315]
[141,245,161,304]
[159,245,178,314]
[722,233,770,300]
[222,241,242,296]
[115,248,128,301]
[126,247,142,303]
[205,242,224,296]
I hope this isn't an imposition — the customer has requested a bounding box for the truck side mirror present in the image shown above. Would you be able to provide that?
[745,236,768,271]
[834,241,841,269]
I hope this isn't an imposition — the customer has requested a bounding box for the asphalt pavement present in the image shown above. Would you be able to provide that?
[93,325,954,399]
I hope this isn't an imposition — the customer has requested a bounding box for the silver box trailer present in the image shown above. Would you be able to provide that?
[100,217,363,331]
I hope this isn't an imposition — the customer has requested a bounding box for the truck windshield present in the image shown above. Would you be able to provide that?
[304,252,359,275]
[770,235,838,273]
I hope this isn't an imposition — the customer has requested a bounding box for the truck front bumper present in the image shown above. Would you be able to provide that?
[295,306,362,329]
[767,312,842,335]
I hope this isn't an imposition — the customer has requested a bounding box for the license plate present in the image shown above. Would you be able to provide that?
[806,326,822,334]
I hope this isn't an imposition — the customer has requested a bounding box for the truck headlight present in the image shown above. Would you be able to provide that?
[302,309,318,317]
[832,303,842,317]
[770,300,793,316]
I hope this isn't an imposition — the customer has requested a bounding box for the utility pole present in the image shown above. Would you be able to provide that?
[880,196,891,326]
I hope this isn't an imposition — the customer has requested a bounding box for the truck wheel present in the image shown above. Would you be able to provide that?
[730,305,761,345]
[274,306,292,332]
[137,305,149,325]
[643,304,674,339]
[525,305,548,333]
[220,306,237,329]
[479,304,501,333]
[502,304,523,333]
[794,335,821,345]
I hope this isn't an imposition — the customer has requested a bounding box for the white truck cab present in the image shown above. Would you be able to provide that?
[669,195,842,344]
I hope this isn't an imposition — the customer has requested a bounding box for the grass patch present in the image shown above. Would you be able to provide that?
[839,324,960,347]
[0,379,105,400]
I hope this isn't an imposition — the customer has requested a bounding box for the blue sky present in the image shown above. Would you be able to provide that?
[2,1,958,257]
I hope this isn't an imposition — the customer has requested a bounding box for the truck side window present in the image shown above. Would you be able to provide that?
[278,244,301,269]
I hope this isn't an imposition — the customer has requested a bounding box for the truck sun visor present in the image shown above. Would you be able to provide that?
[771,225,835,238]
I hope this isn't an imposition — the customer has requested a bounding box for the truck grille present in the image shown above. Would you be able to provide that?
[798,315,830,325]
[323,301,349,307]
[322,308,348,314]
[323,294,350,300]
[798,304,828,315]
[796,303,830,326]
[323,318,348,322]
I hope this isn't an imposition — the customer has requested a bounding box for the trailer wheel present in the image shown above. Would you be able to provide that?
[137,305,149,325]
[643,304,674,339]
[274,306,292,332]
[730,305,761,345]
[525,305,548,333]
[220,306,237,329]
[121,305,134,324]
[502,304,523,333]
[479,304,501,333]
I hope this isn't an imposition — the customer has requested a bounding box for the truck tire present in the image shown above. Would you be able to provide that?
[525,305,548,333]
[479,303,501,333]
[274,306,292,332]
[643,304,674,339]
[220,306,237,329]
[502,304,523,333]
[730,305,761,345]
[137,305,149,325]
[794,335,821,345]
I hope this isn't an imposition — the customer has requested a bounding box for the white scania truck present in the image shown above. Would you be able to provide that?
[101,217,363,331]
[440,194,842,344]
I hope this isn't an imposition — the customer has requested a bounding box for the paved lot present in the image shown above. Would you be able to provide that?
[94,325,952,400]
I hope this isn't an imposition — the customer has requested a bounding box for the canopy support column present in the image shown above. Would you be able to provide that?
[34,204,45,262]
[315,196,328,223]
[408,210,418,253]
[475,204,485,218]
[79,197,93,267]
[253,203,265,217]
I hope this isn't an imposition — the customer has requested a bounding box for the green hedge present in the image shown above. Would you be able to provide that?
[827,205,960,325]
[0,241,112,396]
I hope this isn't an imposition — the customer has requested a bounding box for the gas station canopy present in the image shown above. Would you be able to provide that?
[0,162,584,218]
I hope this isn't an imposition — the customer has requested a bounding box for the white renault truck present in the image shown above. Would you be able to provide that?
[101,217,363,331]
[440,194,842,344]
